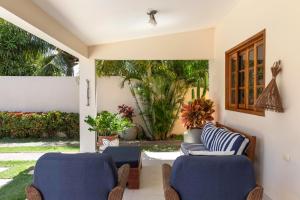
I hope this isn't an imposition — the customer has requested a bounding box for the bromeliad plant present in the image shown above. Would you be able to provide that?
[85,111,133,136]
[118,104,135,122]
[181,98,215,129]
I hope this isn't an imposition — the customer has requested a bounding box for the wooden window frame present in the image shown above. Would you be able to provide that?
[225,30,266,116]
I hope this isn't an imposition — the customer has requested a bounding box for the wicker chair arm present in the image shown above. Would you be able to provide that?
[108,186,124,200]
[25,184,42,200]
[117,164,130,189]
[247,185,264,200]
[108,164,130,200]
[162,164,180,200]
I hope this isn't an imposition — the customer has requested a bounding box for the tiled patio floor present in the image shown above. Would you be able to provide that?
[124,151,180,200]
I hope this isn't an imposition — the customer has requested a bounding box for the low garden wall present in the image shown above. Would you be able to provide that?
[0,76,188,139]
[0,76,79,112]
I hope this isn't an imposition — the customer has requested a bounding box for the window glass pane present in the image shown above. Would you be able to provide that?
[238,72,245,87]
[249,49,254,68]
[257,67,264,85]
[248,88,254,105]
[238,89,245,104]
[257,87,264,98]
[231,57,236,72]
[231,72,235,88]
[257,45,264,65]
[231,89,235,104]
[239,53,245,70]
[249,69,254,87]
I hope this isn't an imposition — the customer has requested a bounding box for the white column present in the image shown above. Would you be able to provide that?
[79,58,97,152]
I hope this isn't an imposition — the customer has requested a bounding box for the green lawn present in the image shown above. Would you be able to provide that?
[0,137,78,144]
[0,161,36,200]
[0,145,79,153]
[0,144,181,153]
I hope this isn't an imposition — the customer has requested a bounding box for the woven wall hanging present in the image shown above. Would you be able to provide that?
[255,60,284,112]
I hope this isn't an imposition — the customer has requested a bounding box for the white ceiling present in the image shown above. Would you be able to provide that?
[33,0,239,45]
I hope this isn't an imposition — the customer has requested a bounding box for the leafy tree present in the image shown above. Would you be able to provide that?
[35,49,78,76]
[0,18,78,76]
[96,60,209,140]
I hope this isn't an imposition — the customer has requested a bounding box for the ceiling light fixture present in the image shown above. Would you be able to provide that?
[147,10,158,26]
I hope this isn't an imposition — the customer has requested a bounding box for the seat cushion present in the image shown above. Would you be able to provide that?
[103,146,141,168]
[180,143,208,155]
[33,153,118,200]
[170,155,256,200]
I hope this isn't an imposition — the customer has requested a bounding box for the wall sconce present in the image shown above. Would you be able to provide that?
[86,79,90,107]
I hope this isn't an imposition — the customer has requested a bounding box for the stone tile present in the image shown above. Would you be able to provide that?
[0,179,12,188]
[0,167,8,173]
[123,151,180,200]
[0,153,45,161]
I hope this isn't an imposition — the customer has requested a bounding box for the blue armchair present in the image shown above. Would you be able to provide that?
[162,155,263,200]
[26,153,130,200]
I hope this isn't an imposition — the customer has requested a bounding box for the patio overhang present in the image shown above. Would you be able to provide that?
[0,0,216,153]
[0,0,88,58]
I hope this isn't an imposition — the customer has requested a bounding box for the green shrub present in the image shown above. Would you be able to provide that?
[85,111,133,136]
[0,111,79,139]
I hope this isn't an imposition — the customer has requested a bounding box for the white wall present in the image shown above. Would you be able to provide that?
[0,76,79,112]
[97,77,135,113]
[89,28,214,60]
[210,0,300,199]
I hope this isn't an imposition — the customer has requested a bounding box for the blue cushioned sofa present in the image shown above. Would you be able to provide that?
[181,122,257,161]
[164,122,262,200]
[25,153,130,200]
[162,155,263,200]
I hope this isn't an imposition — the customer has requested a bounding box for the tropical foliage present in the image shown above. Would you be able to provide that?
[85,111,133,136]
[96,60,209,140]
[0,111,79,139]
[0,18,78,76]
[181,98,215,129]
[118,104,135,122]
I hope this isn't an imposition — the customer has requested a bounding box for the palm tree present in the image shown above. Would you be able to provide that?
[36,49,78,76]
[0,18,52,76]
[0,17,78,76]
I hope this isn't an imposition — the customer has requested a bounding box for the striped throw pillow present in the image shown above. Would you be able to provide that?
[201,122,224,149]
[209,128,249,155]
[201,123,249,155]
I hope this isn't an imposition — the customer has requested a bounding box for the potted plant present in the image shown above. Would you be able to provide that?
[118,104,139,140]
[181,98,215,143]
[85,111,133,150]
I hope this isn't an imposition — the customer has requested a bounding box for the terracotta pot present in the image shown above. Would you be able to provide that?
[97,135,119,150]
